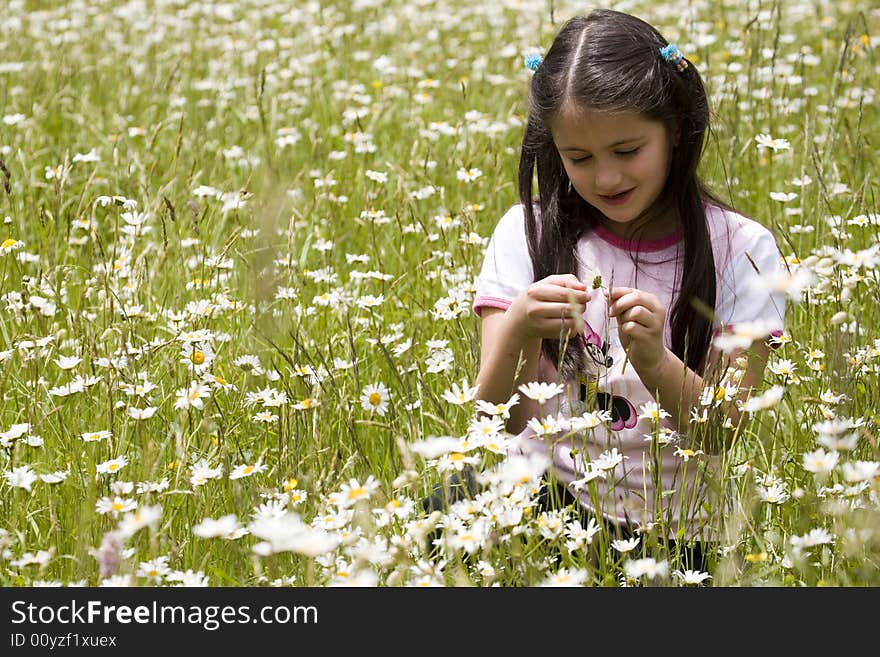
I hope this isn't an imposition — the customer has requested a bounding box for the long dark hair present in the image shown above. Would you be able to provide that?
[519,8,726,378]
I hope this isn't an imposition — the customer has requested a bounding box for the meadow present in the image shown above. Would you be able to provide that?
[0,0,878,587]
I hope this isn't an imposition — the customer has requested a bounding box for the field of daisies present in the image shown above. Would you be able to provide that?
[0,0,878,587]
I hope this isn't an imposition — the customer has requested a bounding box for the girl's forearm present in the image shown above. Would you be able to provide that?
[475,315,542,435]
[634,347,706,433]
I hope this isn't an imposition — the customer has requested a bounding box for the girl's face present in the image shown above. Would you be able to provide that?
[551,108,676,239]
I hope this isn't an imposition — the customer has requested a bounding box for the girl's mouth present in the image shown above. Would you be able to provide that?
[599,189,634,205]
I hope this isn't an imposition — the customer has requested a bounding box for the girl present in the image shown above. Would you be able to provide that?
[472,9,787,560]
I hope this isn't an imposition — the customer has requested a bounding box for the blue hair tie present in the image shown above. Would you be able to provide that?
[659,43,688,72]
[524,53,543,71]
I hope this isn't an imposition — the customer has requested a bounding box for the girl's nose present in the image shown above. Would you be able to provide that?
[595,165,623,193]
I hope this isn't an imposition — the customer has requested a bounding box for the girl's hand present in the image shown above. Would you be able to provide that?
[508,274,590,340]
[607,286,667,370]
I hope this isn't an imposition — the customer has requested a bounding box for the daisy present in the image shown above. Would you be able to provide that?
[95,496,137,516]
[564,517,602,550]
[136,478,169,493]
[193,514,242,539]
[190,459,223,487]
[440,378,479,405]
[10,549,54,568]
[611,536,641,553]
[569,464,606,490]
[672,569,712,585]
[3,465,38,491]
[790,528,834,549]
[570,409,612,431]
[624,557,669,580]
[360,382,390,416]
[0,422,30,447]
[229,457,267,480]
[768,358,798,378]
[96,457,128,476]
[455,167,482,182]
[174,381,210,410]
[594,447,627,472]
[120,379,158,396]
[841,460,880,483]
[713,319,780,353]
[54,355,82,370]
[756,481,789,504]
[410,435,461,459]
[203,372,237,392]
[526,413,565,436]
[250,513,340,557]
[739,385,785,414]
[538,566,590,587]
[328,476,381,509]
[292,397,320,410]
[81,429,112,443]
[638,401,671,423]
[128,406,157,420]
[467,415,505,441]
[39,470,70,484]
[754,133,792,152]
[166,569,210,586]
[0,238,23,255]
[234,354,264,375]
[117,504,162,540]
[179,342,215,373]
[817,432,859,451]
[434,451,480,473]
[518,381,566,404]
[474,392,520,419]
[673,447,705,462]
[136,556,170,582]
[802,448,839,474]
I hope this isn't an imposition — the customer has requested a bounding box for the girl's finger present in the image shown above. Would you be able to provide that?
[530,302,587,318]
[535,284,590,304]
[546,274,587,290]
[608,292,643,317]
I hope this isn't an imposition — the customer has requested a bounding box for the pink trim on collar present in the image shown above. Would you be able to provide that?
[593,224,682,252]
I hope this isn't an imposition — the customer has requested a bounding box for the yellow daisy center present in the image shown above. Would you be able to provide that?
[190,350,205,365]
[1,238,17,249]
[347,487,366,500]
[369,392,382,406]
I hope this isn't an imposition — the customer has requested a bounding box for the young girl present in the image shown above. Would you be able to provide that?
[472,9,787,556]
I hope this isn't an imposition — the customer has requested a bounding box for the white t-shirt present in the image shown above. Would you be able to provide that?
[473,203,787,537]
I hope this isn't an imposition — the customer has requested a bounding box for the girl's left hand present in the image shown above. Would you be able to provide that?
[607,287,667,371]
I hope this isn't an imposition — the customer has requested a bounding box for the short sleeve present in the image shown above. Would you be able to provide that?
[472,204,535,317]
[715,226,787,335]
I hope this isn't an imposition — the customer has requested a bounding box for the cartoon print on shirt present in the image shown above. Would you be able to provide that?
[578,322,637,431]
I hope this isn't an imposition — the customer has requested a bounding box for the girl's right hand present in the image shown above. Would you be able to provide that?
[507,274,590,340]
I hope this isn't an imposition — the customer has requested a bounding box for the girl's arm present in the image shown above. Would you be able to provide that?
[637,339,771,436]
[475,274,589,435]
[475,308,542,435]
[606,286,773,440]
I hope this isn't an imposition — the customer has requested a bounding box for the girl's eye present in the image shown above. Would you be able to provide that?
[571,155,592,164]
[617,148,640,157]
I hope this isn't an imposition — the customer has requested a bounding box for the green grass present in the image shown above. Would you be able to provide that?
[0,0,878,587]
